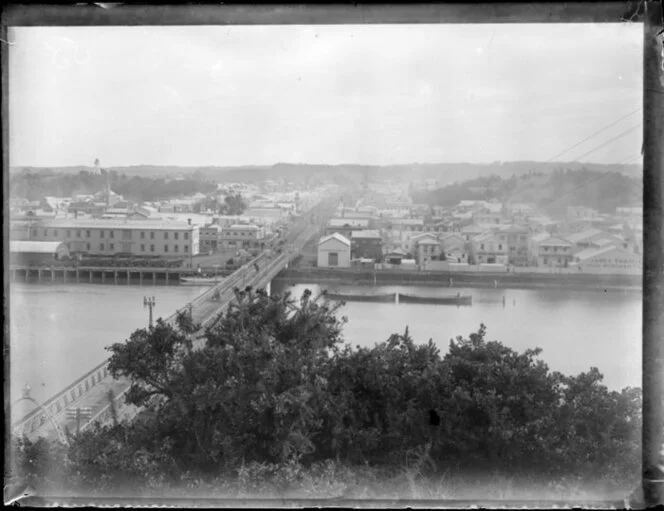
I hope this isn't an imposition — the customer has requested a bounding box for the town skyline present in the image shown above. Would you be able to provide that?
[9,23,641,168]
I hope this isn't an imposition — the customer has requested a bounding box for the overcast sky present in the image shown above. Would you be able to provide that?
[9,23,642,168]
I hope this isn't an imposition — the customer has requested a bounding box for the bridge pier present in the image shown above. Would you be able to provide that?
[165,271,169,285]
[153,272,156,285]
[38,268,43,282]
[63,269,68,283]
[139,271,143,286]
[102,271,106,284]
[51,268,55,283]
[127,270,130,285]
[114,271,118,285]
[89,270,93,283]
[76,269,80,284]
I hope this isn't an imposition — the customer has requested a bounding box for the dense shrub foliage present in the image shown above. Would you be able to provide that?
[8,289,641,497]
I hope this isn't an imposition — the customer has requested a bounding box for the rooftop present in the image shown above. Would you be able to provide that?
[38,219,196,230]
[318,233,351,247]
[10,241,67,254]
[351,230,382,239]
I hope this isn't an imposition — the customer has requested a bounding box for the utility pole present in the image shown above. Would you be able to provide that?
[642,1,664,507]
[144,296,156,328]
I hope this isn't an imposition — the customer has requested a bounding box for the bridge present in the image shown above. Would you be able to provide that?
[11,196,341,443]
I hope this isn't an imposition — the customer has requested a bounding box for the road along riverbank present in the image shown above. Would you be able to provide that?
[274,267,642,292]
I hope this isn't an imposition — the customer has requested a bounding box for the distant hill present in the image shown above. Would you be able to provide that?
[10,161,642,187]
[412,167,643,216]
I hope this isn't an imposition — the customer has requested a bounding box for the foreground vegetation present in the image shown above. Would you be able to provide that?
[8,288,641,500]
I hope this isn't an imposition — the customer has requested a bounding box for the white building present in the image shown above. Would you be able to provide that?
[317,233,351,268]
[571,245,642,275]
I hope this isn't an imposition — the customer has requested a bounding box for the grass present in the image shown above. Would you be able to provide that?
[19,460,637,505]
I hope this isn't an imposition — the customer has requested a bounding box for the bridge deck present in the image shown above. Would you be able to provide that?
[12,207,332,442]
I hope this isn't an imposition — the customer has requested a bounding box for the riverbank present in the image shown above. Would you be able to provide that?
[274,267,642,292]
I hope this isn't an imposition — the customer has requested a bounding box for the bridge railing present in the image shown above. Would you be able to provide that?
[12,197,339,434]
[12,360,112,434]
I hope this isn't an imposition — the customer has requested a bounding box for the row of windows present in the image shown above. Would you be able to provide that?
[542,246,569,252]
[93,243,190,253]
[34,229,190,240]
[480,244,504,251]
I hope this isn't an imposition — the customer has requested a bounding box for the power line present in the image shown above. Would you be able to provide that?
[571,124,641,162]
[546,107,641,162]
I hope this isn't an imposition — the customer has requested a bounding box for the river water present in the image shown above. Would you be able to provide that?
[272,281,642,391]
[9,280,641,410]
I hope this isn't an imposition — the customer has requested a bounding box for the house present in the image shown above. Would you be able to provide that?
[384,248,407,265]
[529,232,551,264]
[350,230,383,262]
[536,235,574,268]
[410,233,442,266]
[219,224,265,250]
[440,233,468,263]
[497,225,531,266]
[473,209,503,226]
[326,218,370,239]
[565,228,622,253]
[317,233,351,268]
[460,223,487,241]
[199,224,222,253]
[10,241,70,266]
[472,232,509,265]
[567,205,600,220]
[571,245,642,275]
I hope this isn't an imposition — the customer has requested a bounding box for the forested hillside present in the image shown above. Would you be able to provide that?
[412,168,642,215]
[10,170,216,203]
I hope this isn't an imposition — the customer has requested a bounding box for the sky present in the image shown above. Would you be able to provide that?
[9,23,643,168]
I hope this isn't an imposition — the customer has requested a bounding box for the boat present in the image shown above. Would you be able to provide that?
[180,276,225,285]
[324,292,396,303]
[398,293,472,306]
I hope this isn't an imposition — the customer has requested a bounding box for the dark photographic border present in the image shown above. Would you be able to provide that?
[2,2,662,508]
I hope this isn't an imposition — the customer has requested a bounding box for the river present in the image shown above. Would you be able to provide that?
[9,282,205,406]
[272,281,642,391]
[9,280,641,411]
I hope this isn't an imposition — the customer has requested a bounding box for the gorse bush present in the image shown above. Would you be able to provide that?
[9,289,642,496]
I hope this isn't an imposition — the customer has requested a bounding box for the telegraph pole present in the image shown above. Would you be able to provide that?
[144,296,156,328]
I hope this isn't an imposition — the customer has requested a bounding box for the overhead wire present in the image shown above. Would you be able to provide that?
[546,107,641,162]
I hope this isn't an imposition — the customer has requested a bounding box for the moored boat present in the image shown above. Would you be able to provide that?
[398,293,472,306]
[324,292,396,303]
[180,276,225,285]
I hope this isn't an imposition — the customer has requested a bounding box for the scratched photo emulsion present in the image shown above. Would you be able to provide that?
[6,22,643,505]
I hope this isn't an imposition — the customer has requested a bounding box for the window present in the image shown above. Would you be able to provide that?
[498,244,503,250]
[174,232,179,240]
[150,244,155,252]
[150,231,155,240]
[184,245,189,252]
[110,243,115,250]
[100,230,105,238]
[86,230,91,238]
[86,243,91,250]
[76,230,81,238]
[184,232,189,240]
[174,245,179,252]
[140,231,145,239]
[54,230,58,236]
[328,252,339,266]
[100,243,105,250]
[44,229,48,236]
[140,244,145,252]
[66,230,71,237]
[164,232,169,240]
[480,244,485,250]
[164,245,169,252]
[110,231,114,239]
